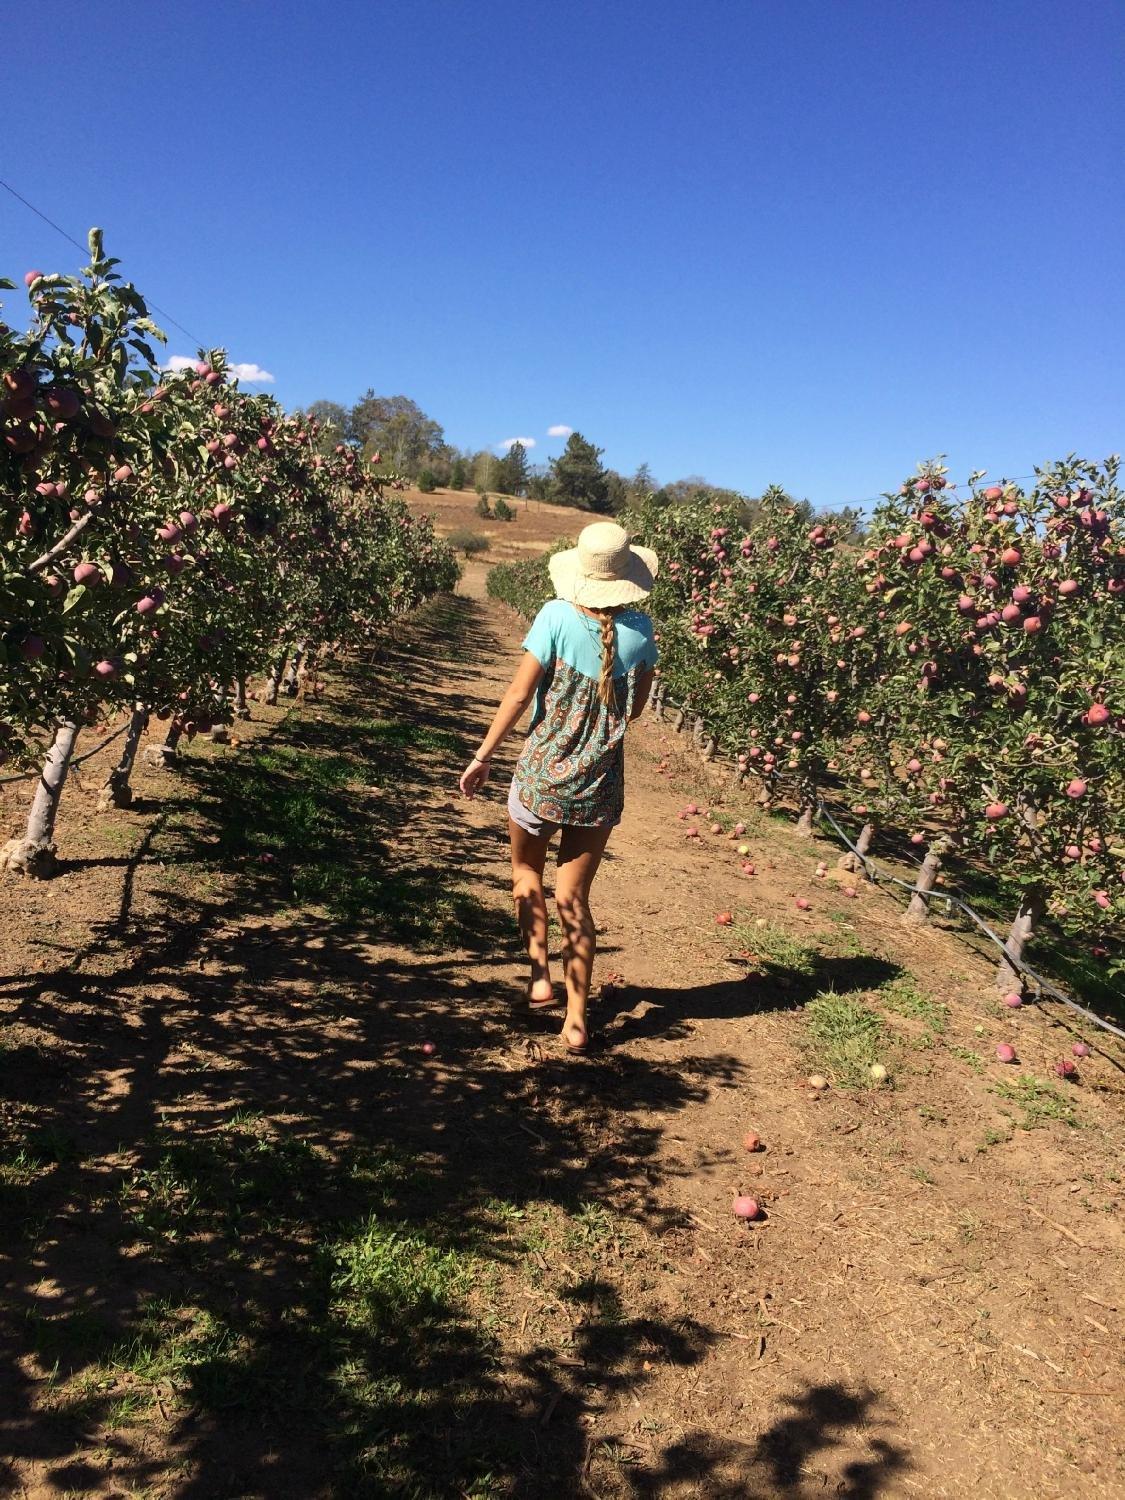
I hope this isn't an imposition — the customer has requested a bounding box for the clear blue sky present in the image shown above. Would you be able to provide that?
[2,0,1121,507]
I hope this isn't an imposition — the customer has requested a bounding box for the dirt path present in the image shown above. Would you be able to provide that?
[1,578,1122,1500]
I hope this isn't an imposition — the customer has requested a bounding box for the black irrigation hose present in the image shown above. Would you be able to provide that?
[654,684,1125,1042]
[0,721,129,786]
[816,802,1125,1043]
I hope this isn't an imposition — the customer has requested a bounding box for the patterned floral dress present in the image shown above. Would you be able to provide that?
[513,600,659,828]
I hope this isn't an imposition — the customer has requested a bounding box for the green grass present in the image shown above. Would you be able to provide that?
[976,1124,1014,1152]
[33,1120,511,1494]
[804,990,886,1088]
[180,709,509,951]
[119,1117,325,1244]
[562,1201,632,1260]
[879,976,948,1034]
[950,1045,985,1074]
[326,1215,471,1333]
[993,1075,1080,1130]
[733,920,819,977]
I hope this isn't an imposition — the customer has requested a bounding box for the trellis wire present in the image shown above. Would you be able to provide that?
[652,682,1125,1042]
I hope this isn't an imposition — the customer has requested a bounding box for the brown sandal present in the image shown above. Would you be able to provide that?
[561,1019,588,1053]
[528,979,556,1010]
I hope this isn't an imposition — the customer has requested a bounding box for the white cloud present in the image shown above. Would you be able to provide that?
[497,435,536,451]
[547,424,572,437]
[160,356,275,383]
[229,362,275,383]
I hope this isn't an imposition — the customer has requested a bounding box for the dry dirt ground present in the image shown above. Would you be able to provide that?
[1,559,1122,1500]
[400,485,583,563]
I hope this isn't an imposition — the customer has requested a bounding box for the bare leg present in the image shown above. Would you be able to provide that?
[555,824,613,1049]
[509,819,554,1005]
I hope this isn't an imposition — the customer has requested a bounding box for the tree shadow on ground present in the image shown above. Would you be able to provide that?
[623,1381,911,1499]
[0,593,910,1499]
[599,954,903,1048]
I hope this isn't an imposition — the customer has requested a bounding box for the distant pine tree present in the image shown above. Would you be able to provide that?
[550,432,610,512]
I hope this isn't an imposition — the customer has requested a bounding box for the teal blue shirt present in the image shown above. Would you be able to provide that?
[514,601,658,827]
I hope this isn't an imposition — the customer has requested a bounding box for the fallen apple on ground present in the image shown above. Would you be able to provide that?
[732,1195,761,1220]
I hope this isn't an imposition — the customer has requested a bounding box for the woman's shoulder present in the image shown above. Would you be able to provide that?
[617,606,654,634]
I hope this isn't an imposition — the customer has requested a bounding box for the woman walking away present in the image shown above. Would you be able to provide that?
[459,522,659,1053]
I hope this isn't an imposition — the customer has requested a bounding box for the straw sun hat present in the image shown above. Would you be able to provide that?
[548,521,659,609]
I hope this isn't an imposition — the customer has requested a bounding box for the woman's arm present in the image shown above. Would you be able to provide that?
[459,651,546,797]
[629,666,655,721]
[475,651,546,759]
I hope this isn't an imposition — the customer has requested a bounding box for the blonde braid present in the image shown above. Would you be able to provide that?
[594,608,618,709]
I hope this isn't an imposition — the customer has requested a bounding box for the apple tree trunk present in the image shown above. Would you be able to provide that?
[233,675,250,719]
[97,703,148,811]
[282,641,307,698]
[0,720,81,877]
[995,888,1046,994]
[144,716,184,769]
[264,649,288,706]
[795,778,818,838]
[839,819,876,873]
[901,839,947,925]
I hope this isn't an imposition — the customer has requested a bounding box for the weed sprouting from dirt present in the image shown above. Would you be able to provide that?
[879,976,948,1034]
[993,1075,1081,1130]
[976,1124,1014,1152]
[804,990,886,1087]
[734,920,818,976]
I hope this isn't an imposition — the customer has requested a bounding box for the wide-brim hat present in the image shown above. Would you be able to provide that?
[548,521,659,608]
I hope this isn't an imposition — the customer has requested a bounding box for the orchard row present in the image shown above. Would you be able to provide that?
[1,232,458,874]
[489,465,1123,998]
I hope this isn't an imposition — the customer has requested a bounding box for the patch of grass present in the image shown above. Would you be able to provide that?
[804,990,886,1088]
[950,1045,985,1074]
[254,744,359,789]
[976,1124,1014,1151]
[119,1118,327,1245]
[879,976,948,1034]
[50,1300,244,1427]
[563,1201,632,1261]
[325,1215,472,1334]
[993,1075,1080,1130]
[180,716,509,951]
[825,921,871,958]
[0,1144,46,1187]
[352,717,461,757]
[733,920,818,977]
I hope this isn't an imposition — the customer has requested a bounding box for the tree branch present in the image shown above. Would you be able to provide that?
[26,510,95,575]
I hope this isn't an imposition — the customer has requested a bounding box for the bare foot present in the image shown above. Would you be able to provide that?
[561,1015,588,1052]
[529,976,555,1008]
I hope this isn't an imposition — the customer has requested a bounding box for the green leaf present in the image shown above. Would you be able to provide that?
[62,585,88,615]
[88,227,104,261]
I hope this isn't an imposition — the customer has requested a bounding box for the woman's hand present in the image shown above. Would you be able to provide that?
[459,758,492,798]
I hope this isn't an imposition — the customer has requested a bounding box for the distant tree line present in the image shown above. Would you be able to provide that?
[302,392,865,537]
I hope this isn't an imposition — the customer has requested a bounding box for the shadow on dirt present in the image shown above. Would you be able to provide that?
[622,1381,911,1498]
[600,954,903,1047]
[0,594,910,1498]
